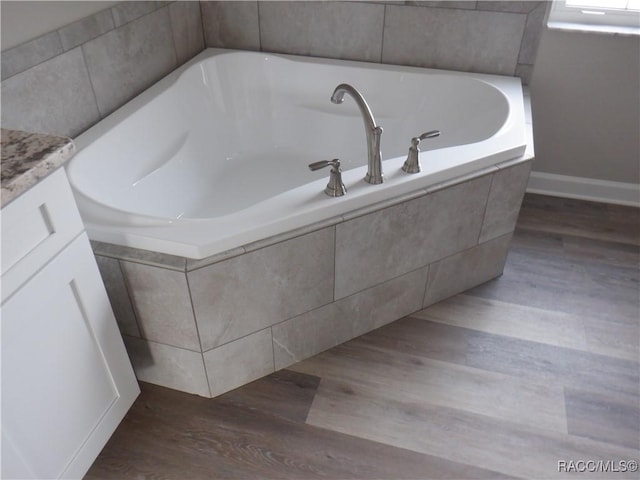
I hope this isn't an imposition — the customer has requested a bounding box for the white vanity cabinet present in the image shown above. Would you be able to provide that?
[1,168,139,479]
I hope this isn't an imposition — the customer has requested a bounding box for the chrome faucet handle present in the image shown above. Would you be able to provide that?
[308,159,347,197]
[401,130,441,174]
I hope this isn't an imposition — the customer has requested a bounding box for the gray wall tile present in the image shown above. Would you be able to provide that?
[201,1,260,50]
[273,267,428,370]
[120,261,201,351]
[423,233,513,307]
[95,255,141,338]
[169,1,205,65]
[479,161,533,244]
[408,1,478,9]
[1,0,546,140]
[519,2,547,65]
[111,1,158,27]
[58,9,115,51]
[1,31,63,81]
[189,227,335,351]
[123,335,210,397]
[82,7,177,117]
[185,246,246,272]
[335,175,492,299]
[91,240,187,271]
[516,64,534,86]
[259,1,385,62]
[477,1,542,14]
[243,217,342,254]
[204,328,274,397]
[382,5,526,75]
[0,47,100,137]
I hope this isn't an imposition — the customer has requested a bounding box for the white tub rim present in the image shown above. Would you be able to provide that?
[68,48,529,260]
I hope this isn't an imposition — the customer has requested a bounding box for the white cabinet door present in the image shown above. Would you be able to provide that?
[1,168,84,303]
[1,233,139,479]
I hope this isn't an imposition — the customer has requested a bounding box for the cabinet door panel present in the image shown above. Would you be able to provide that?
[1,233,139,479]
[1,169,84,302]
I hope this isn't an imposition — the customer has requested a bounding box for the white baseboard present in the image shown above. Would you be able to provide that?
[527,172,640,207]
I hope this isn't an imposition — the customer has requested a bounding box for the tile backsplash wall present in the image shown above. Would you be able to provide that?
[202,1,546,80]
[1,1,545,139]
[1,1,204,138]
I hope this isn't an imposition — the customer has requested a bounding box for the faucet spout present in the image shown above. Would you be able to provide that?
[331,83,383,184]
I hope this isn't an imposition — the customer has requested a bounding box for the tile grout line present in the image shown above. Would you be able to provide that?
[116,258,144,339]
[514,9,530,76]
[184,269,213,397]
[165,2,180,68]
[476,172,495,245]
[420,264,431,311]
[257,0,263,52]
[1,31,64,82]
[117,259,146,341]
[79,43,104,120]
[379,4,387,64]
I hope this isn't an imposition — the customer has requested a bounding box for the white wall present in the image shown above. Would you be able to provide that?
[530,28,640,185]
[1,1,117,50]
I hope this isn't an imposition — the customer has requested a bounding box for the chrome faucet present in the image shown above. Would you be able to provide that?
[331,84,384,185]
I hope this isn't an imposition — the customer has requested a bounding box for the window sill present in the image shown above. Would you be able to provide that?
[547,21,640,36]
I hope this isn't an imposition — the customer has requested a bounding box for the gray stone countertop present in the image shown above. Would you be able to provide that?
[1,129,76,207]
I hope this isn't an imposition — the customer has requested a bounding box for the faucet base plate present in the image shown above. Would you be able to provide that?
[364,173,384,185]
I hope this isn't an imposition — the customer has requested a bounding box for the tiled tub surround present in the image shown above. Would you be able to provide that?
[201,1,547,83]
[95,157,532,398]
[1,1,545,138]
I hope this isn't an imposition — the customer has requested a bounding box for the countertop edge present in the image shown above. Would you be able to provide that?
[1,129,77,207]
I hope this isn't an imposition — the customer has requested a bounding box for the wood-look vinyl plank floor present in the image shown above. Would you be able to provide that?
[468,240,640,322]
[562,235,640,268]
[515,194,640,246]
[87,194,640,479]
[464,329,639,402]
[89,378,513,480]
[564,387,640,450]
[582,315,640,362]
[218,368,322,424]
[302,377,638,479]
[414,293,590,351]
[289,340,568,433]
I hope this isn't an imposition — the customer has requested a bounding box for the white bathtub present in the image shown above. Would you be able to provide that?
[68,48,527,259]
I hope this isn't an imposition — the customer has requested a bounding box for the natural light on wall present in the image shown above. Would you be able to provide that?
[548,0,640,34]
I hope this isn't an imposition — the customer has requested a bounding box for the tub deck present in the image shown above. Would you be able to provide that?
[68,49,527,259]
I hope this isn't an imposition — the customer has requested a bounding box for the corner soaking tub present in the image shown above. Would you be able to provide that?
[68,48,526,260]
[67,48,533,398]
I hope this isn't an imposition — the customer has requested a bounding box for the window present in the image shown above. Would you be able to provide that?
[548,0,640,34]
